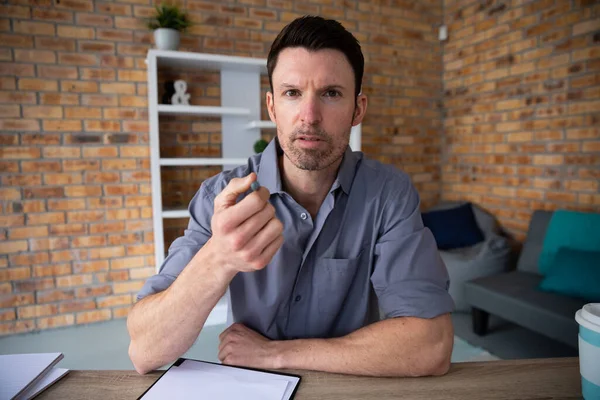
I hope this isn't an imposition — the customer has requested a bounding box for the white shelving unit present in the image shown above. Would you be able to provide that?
[146,49,362,271]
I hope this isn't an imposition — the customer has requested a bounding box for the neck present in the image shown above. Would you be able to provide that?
[279,155,342,218]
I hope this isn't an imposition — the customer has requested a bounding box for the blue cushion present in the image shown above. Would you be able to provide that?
[538,247,600,302]
[422,203,484,250]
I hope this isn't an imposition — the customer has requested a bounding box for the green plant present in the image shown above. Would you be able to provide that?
[146,2,192,32]
[253,139,269,154]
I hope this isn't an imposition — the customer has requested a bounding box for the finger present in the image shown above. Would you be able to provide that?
[244,218,284,260]
[215,187,271,234]
[214,173,256,212]
[223,187,271,227]
[257,234,285,266]
[218,322,242,342]
[231,203,276,249]
[218,344,231,363]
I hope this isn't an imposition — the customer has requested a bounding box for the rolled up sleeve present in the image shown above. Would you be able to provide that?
[370,182,454,319]
[136,183,216,301]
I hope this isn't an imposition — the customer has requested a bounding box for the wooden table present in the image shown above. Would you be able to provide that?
[37,357,582,399]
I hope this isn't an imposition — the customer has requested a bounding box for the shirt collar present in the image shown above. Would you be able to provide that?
[257,138,359,196]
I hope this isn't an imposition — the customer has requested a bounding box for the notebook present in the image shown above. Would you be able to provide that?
[137,358,301,400]
[0,352,69,400]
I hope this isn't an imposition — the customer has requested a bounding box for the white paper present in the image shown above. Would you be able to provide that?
[0,352,63,400]
[18,367,69,400]
[140,359,300,400]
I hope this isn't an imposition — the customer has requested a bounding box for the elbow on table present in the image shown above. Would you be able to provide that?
[129,341,154,375]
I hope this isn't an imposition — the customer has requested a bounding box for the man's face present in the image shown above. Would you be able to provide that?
[267,47,367,171]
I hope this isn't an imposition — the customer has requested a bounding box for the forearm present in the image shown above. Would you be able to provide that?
[127,241,235,374]
[276,314,453,377]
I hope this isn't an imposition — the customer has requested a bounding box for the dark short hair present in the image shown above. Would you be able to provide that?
[267,15,364,98]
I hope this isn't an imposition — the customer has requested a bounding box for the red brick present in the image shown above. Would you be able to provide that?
[40,93,79,105]
[0,241,28,254]
[81,94,119,107]
[75,285,112,298]
[0,293,34,308]
[110,256,146,270]
[14,49,56,63]
[47,199,86,211]
[37,289,75,303]
[6,172,42,186]
[61,80,99,93]
[63,159,99,171]
[0,118,40,131]
[73,260,109,273]
[88,197,123,209]
[37,315,75,330]
[9,226,48,240]
[56,274,93,288]
[80,68,117,81]
[72,235,107,248]
[76,309,111,324]
[113,281,144,294]
[33,264,72,277]
[24,187,65,199]
[57,25,94,39]
[82,146,118,158]
[48,223,86,236]
[13,20,55,35]
[38,65,79,79]
[58,53,98,66]
[27,212,65,225]
[30,237,70,252]
[43,120,82,132]
[18,304,58,319]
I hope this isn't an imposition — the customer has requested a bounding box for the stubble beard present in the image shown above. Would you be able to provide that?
[282,126,350,171]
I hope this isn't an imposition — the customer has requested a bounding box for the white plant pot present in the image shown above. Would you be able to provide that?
[154,28,180,50]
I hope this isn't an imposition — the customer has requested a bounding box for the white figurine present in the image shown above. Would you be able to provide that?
[171,79,190,105]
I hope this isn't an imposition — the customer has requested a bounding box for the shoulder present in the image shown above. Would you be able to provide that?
[354,152,414,197]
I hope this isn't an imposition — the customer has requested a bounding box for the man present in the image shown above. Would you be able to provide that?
[128,15,454,377]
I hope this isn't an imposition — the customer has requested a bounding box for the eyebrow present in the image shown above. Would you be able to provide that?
[278,83,347,91]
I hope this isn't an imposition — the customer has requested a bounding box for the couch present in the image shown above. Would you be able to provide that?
[463,210,590,348]
[425,202,514,312]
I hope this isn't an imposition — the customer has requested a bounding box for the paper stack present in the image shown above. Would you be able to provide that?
[0,352,69,400]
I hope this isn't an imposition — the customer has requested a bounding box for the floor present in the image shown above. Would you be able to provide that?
[0,312,577,371]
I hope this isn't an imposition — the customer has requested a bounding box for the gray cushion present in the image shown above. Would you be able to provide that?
[464,271,586,348]
[442,234,511,312]
[516,210,554,274]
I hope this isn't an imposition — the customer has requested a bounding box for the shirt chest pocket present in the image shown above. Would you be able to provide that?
[315,249,364,316]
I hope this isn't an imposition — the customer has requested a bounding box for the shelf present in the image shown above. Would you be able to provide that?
[162,209,190,219]
[246,120,276,129]
[149,49,267,74]
[159,158,248,166]
[158,105,250,116]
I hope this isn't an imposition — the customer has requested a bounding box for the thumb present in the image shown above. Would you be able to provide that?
[214,173,256,212]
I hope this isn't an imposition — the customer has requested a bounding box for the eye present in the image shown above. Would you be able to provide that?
[284,89,299,97]
[324,90,341,98]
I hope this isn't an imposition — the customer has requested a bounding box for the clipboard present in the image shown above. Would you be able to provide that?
[137,358,301,400]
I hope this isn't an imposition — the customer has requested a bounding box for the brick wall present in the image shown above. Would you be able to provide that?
[442,0,600,240]
[0,0,443,335]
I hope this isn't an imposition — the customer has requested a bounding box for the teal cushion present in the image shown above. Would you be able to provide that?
[538,248,600,302]
[539,210,600,275]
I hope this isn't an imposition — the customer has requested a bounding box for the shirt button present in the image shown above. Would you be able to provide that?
[300,212,307,220]
[295,295,302,302]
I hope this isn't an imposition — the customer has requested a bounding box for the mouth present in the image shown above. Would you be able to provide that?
[297,135,323,142]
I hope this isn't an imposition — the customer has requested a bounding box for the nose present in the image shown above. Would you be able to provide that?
[299,93,322,126]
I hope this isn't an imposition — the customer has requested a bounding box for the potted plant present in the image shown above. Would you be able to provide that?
[146,2,191,51]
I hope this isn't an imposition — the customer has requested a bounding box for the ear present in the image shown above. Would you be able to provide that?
[266,91,276,122]
[352,93,367,126]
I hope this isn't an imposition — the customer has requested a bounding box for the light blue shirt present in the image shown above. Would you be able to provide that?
[138,139,454,340]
